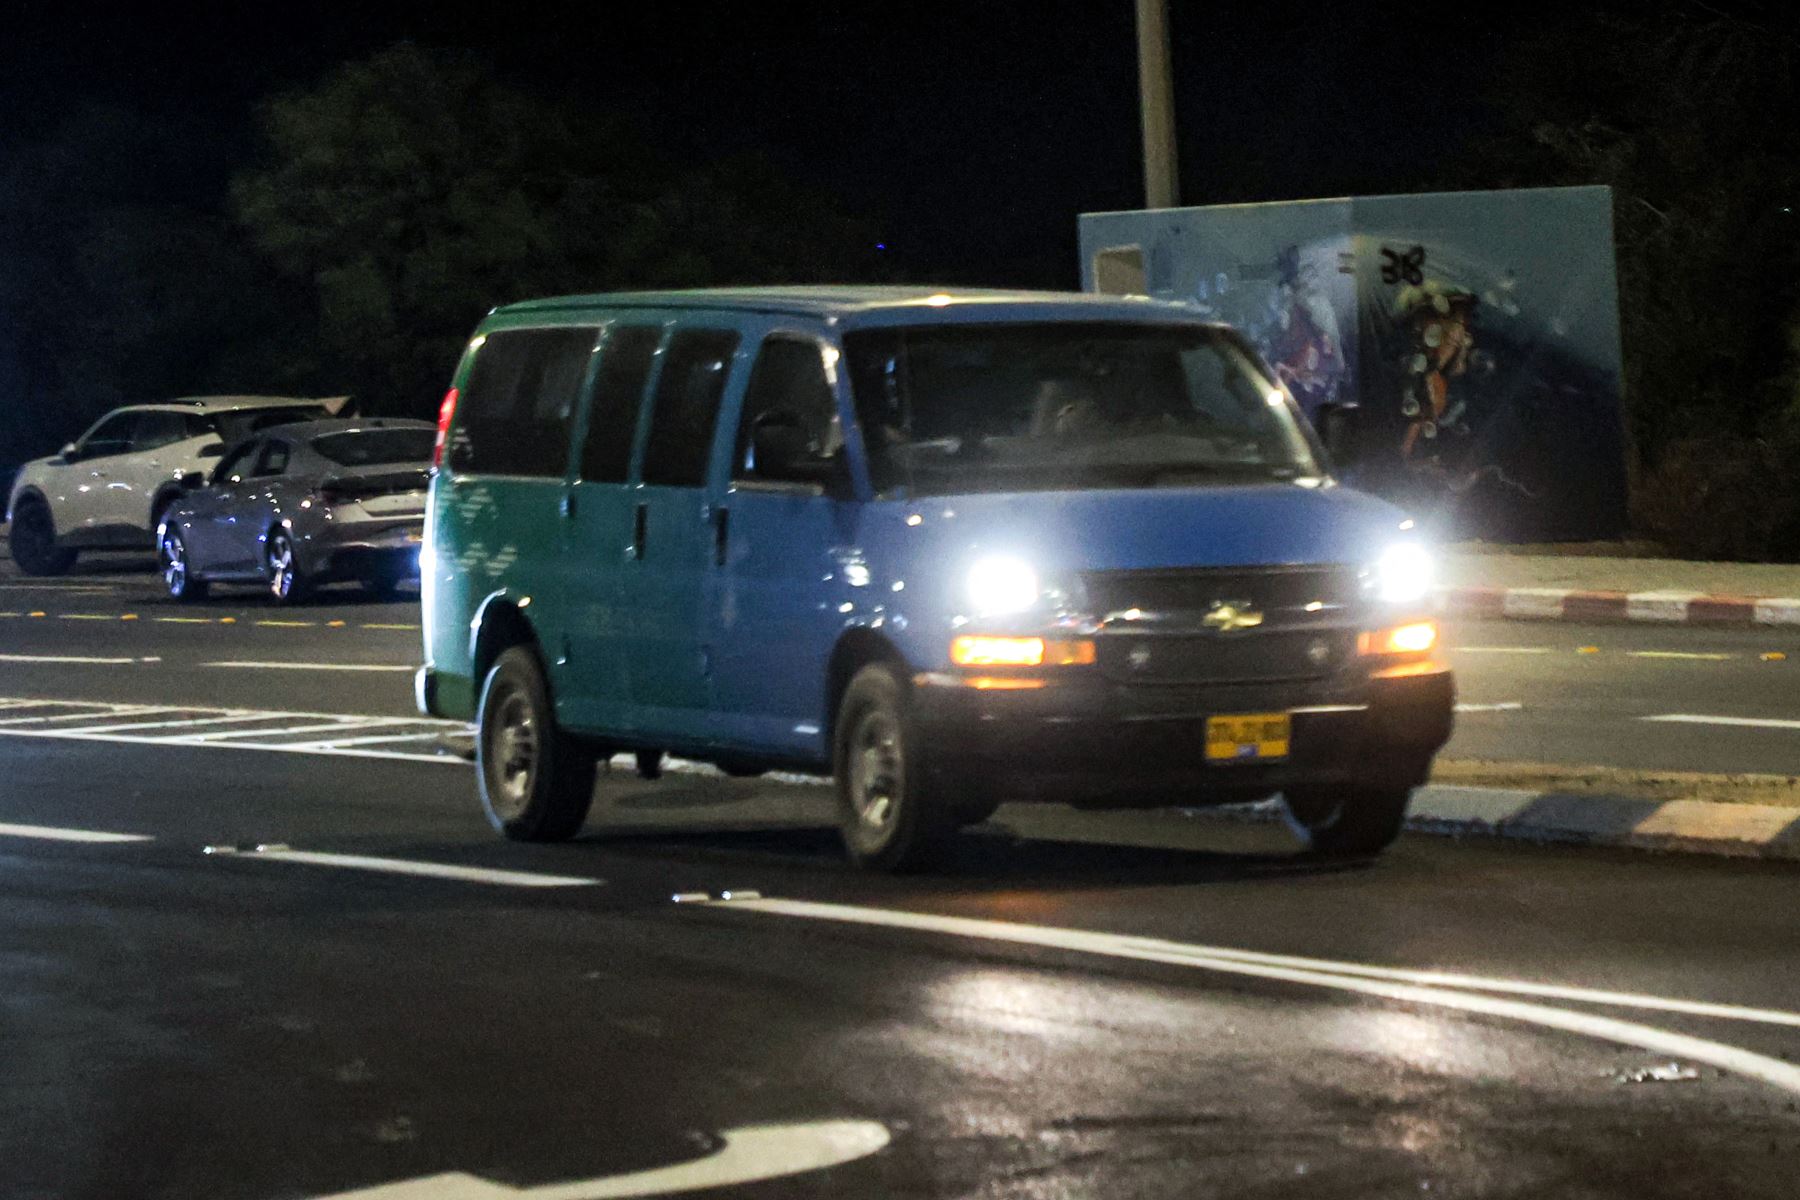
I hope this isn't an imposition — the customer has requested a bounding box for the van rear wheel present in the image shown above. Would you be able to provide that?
[476,646,596,842]
[834,663,955,871]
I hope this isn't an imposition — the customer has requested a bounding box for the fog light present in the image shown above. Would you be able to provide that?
[1360,621,1437,656]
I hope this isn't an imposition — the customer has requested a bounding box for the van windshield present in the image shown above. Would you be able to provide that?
[843,322,1321,495]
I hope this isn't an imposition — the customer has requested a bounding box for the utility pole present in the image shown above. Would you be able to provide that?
[1136,0,1179,210]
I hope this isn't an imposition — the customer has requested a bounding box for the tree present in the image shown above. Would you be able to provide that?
[1472,1,1800,556]
[232,45,883,416]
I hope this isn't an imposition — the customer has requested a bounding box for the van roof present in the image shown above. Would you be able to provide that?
[492,286,1195,324]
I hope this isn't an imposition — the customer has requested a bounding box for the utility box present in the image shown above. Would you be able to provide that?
[1079,185,1627,541]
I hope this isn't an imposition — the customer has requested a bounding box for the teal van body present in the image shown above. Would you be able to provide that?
[418,287,1454,867]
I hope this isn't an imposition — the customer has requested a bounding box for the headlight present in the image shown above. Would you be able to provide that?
[1375,542,1435,605]
[966,556,1038,616]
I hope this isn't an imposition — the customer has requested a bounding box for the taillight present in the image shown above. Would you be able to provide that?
[433,387,458,468]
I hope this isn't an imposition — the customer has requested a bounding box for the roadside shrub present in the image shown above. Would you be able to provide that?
[1632,435,1800,562]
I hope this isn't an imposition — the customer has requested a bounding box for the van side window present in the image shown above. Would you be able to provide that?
[578,325,662,483]
[732,337,840,484]
[640,329,740,487]
[451,327,599,477]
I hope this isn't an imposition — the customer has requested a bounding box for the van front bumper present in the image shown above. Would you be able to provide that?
[910,665,1454,806]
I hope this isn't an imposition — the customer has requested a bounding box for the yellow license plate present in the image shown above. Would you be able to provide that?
[1205,713,1291,763]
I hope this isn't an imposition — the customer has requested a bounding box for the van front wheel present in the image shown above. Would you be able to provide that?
[476,646,596,842]
[834,663,954,871]
[1282,785,1411,859]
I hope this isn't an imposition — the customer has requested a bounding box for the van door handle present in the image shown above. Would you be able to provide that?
[632,502,648,560]
[712,506,729,567]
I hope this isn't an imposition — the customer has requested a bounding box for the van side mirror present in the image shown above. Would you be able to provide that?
[749,412,836,485]
[1313,402,1360,468]
[196,442,226,459]
[59,442,78,462]
[178,471,207,491]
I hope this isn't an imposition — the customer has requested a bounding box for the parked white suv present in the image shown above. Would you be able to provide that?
[6,396,335,576]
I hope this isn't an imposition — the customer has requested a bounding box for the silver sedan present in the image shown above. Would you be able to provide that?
[157,419,434,603]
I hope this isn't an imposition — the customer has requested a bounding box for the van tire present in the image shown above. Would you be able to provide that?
[476,647,597,842]
[9,500,77,577]
[1282,785,1411,859]
[834,663,954,871]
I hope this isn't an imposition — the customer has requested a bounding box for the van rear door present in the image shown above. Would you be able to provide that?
[442,323,599,708]
[558,321,664,734]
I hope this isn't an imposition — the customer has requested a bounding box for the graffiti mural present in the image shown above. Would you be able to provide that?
[1078,186,1628,541]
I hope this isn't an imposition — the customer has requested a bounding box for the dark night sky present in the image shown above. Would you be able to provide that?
[3,0,1530,286]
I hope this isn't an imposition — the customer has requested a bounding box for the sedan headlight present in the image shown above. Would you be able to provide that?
[966,556,1039,616]
[1374,542,1436,606]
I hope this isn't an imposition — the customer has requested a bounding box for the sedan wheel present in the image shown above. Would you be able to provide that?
[158,526,207,601]
[266,530,309,603]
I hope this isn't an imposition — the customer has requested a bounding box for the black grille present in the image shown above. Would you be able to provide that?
[1081,565,1360,618]
[1096,629,1354,685]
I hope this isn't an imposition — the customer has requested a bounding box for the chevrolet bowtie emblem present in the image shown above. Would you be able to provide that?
[1202,601,1263,632]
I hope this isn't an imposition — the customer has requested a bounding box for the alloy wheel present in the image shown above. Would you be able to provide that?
[488,686,539,821]
[268,534,295,600]
[849,709,904,833]
[160,531,187,597]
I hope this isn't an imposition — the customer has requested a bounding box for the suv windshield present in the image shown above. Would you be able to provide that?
[311,428,435,467]
[843,322,1320,495]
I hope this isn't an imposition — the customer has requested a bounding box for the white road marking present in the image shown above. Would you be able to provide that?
[1643,714,1800,731]
[0,705,175,728]
[178,718,401,742]
[72,711,321,734]
[281,730,458,750]
[1629,651,1734,661]
[207,846,599,888]
[0,822,152,843]
[313,1120,890,1200]
[0,726,467,765]
[1452,646,1551,654]
[1065,939,1800,1029]
[0,653,138,665]
[202,661,418,672]
[713,898,1800,1099]
[1454,702,1523,713]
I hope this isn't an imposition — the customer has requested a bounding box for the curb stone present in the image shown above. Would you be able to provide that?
[1444,586,1800,628]
[1192,786,1800,862]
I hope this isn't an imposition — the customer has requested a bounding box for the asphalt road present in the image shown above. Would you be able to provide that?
[2,554,1798,1198]
[7,554,1800,774]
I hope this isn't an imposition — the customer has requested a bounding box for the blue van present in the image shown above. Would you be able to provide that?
[417,287,1453,870]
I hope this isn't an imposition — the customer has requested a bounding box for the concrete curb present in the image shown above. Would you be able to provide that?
[1444,586,1800,628]
[1402,785,1800,861]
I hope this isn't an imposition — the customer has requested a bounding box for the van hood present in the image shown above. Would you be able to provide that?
[884,482,1415,577]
